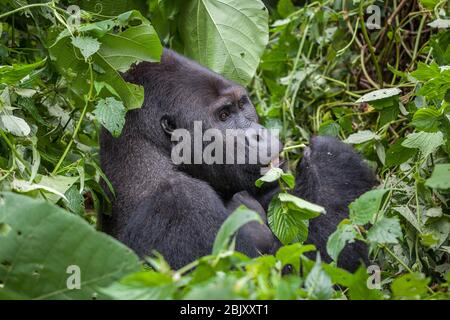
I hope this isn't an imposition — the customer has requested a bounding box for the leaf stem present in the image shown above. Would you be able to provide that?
[52,63,94,175]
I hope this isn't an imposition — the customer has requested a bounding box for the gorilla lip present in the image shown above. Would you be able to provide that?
[260,156,282,175]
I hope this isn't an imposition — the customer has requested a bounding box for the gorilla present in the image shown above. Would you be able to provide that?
[100,49,376,271]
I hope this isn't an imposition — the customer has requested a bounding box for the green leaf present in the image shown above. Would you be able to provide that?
[349,189,389,225]
[179,0,269,85]
[425,163,450,189]
[281,172,295,189]
[305,255,333,300]
[402,131,444,157]
[0,59,46,85]
[268,194,323,245]
[93,97,127,137]
[100,270,175,300]
[391,273,430,299]
[326,220,357,262]
[385,138,417,167]
[275,243,316,271]
[0,192,140,299]
[367,217,402,244]
[97,11,162,72]
[344,130,380,144]
[278,193,325,219]
[411,108,442,132]
[0,115,31,137]
[71,36,101,61]
[212,205,262,255]
[356,88,401,103]
[255,167,283,187]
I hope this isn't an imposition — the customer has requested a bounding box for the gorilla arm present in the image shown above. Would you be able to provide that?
[120,173,278,269]
[294,136,377,270]
[254,136,377,271]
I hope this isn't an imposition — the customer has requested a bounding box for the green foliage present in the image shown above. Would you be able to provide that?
[0,0,449,300]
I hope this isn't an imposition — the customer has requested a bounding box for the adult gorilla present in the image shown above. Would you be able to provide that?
[100,49,376,270]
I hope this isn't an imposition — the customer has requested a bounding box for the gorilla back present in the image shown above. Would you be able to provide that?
[100,49,282,269]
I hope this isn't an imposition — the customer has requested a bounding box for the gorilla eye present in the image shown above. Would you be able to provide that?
[238,97,246,109]
[219,109,231,121]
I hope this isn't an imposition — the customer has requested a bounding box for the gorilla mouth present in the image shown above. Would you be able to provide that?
[260,156,283,175]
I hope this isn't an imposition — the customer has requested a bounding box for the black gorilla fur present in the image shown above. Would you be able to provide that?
[100,49,377,271]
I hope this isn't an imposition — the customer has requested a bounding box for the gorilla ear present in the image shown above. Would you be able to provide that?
[160,115,176,135]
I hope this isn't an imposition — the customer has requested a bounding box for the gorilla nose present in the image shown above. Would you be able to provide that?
[246,123,283,166]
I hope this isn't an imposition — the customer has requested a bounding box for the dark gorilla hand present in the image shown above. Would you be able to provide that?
[294,136,377,271]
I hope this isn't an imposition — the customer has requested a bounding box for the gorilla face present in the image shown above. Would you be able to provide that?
[175,86,283,197]
[123,49,282,198]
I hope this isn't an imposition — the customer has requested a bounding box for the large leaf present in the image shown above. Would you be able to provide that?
[426,163,450,189]
[212,205,262,255]
[179,0,269,85]
[49,10,162,110]
[349,189,389,225]
[0,192,140,299]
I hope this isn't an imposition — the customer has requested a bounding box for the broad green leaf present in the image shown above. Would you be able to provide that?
[411,108,442,132]
[419,0,440,10]
[212,205,262,255]
[268,193,323,245]
[385,138,417,167]
[275,243,316,271]
[402,131,444,157]
[0,192,140,299]
[0,115,31,136]
[255,167,283,187]
[0,59,46,85]
[349,189,389,225]
[391,273,430,299]
[93,97,127,137]
[100,271,175,300]
[97,11,162,72]
[71,36,101,61]
[281,172,295,189]
[278,193,325,219]
[367,217,402,244]
[267,197,301,245]
[425,163,450,189]
[179,0,269,85]
[344,130,380,144]
[305,255,333,300]
[326,220,357,262]
[356,88,401,103]
[49,11,161,110]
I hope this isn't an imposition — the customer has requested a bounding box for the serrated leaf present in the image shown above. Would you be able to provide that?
[326,220,357,262]
[349,189,389,225]
[180,0,269,85]
[356,88,401,103]
[71,36,101,61]
[401,131,444,157]
[367,217,402,244]
[305,255,333,300]
[425,163,450,189]
[275,243,316,271]
[93,97,126,137]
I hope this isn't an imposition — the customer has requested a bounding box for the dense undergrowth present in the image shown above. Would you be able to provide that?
[0,0,449,299]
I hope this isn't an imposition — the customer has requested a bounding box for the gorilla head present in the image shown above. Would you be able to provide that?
[121,49,282,198]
